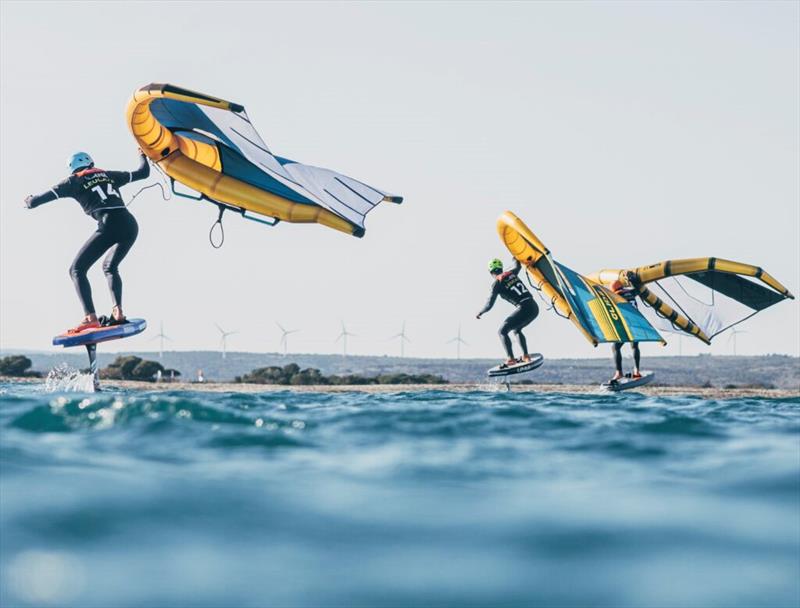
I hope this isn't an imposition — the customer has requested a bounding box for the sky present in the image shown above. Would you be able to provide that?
[1,1,798,360]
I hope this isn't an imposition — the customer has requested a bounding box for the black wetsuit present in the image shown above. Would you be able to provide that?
[612,287,640,373]
[25,155,150,315]
[479,260,539,359]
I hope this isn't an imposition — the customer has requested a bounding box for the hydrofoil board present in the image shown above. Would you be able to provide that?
[602,371,654,392]
[488,353,544,377]
[53,319,147,348]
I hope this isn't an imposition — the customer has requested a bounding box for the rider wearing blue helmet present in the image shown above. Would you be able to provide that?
[25,149,149,333]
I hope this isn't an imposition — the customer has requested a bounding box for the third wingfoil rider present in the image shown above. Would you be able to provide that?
[610,273,642,382]
[24,150,150,333]
[476,258,539,367]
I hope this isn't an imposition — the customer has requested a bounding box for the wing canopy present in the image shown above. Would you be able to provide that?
[554,261,664,345]
[497,211,664,346]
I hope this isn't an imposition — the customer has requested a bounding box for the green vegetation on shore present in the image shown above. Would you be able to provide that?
[0,355,41,378]
[100,356,181,382]
[235,363,448,385]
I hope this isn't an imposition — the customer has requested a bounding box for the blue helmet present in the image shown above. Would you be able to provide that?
[68,152,94,173]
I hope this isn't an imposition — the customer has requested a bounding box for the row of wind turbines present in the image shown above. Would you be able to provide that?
[150,321,471,360]
[151,321,749,360]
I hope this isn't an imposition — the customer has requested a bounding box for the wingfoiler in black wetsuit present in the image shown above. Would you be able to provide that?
[479,260,539,360]
[25,154,150,316]
[612,286,641,374]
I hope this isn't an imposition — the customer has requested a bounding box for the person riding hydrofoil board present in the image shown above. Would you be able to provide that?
[24,150,150,333]
[476,258,540,367]
[609,273,642,382]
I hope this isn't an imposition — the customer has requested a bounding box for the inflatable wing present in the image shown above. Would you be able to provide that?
[497,211,664,346]
[588,259,794,344]
[126,83,402,237]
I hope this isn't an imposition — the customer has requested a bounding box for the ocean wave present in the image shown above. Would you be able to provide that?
[1,382,798,607]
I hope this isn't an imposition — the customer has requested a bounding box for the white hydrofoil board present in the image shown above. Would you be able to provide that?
[602,371,655,392]
[488,353,544,378]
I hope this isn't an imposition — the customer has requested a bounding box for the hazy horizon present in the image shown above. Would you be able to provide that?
[7,345,797,361]
[2,1,798,360]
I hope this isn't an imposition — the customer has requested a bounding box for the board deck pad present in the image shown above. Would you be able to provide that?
[53,319,147,348]
[602,371,654,392]
[488,353,545,377]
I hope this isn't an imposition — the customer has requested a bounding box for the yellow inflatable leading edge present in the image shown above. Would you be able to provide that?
[126,83,401,238]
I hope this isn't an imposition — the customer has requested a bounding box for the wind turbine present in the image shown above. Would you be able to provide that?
[150,321,171,359]
[335,321,356,357]
[447,324,468,359]
[390,321,411,357]
[215,323,237,359]
[276,322,299,356]
[728,328,747,356]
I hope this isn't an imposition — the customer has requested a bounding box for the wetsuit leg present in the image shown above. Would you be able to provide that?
[101,212,139,308]
[498,325,515,359]
[632,342,641,370]
[612,343,623,374]
[70,229,115,315]
[500,301,539,359]
[511,301,538,354]
[516,329,528,356]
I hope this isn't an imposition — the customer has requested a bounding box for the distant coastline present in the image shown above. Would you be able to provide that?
[4,377,798,399]
[3,352,797,390]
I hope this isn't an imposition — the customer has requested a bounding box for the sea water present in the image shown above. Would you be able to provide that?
[1,381,798,607]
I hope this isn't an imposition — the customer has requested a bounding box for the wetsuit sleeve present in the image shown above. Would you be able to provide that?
[479,282,500,315]
[107,153,150,188]
[25,178,73,209]
[510,259,522,275]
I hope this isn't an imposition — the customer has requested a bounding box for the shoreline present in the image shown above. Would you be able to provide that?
[5,377,798,398]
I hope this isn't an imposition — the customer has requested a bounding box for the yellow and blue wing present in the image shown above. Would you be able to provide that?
[553,261,664,345]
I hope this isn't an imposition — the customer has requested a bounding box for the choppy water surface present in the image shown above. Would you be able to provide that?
[1,381,798,607]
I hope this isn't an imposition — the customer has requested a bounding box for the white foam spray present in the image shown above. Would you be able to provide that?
[43,363,97,393]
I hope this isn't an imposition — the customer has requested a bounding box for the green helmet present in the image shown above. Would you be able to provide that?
[488,258,503,273]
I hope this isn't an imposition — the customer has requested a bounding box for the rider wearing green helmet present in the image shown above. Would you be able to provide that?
[477,257,539,367]
[488,258,504,274]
